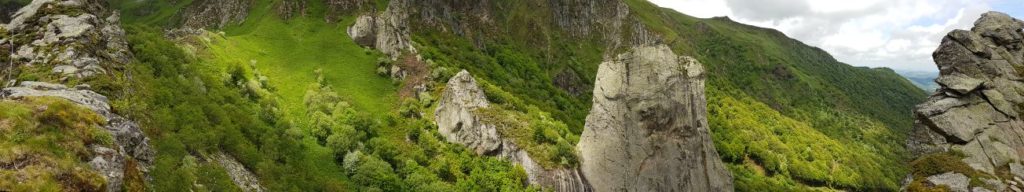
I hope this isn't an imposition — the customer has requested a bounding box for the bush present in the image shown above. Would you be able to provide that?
[350,154,402,191]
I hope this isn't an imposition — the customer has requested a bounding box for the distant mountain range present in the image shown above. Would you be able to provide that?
[897,70,940,91]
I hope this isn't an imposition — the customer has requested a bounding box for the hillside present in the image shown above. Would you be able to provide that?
[1,0,927,191]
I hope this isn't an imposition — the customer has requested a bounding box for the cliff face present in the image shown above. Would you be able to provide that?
[577,45,733,192]
[907,11,1024,191]
[1,0,152,191]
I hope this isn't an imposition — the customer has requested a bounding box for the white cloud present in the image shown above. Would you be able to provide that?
[649,0,1019,72]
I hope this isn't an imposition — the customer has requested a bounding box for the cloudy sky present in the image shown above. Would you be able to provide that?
[650,0,1024,72]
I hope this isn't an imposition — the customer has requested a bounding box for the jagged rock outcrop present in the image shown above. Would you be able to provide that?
[180,0,253,29]
[434,70,501,154]
[3,0,131,81]
[907,11,1024,190]
[348,15,377,47]
[577,45,733,192]
[1,81,154,192]
[435,70,590,192]
[346,0,416,60]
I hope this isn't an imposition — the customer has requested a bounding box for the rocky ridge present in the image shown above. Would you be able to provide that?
[3,0,131,82]
[907,11,1024,191]
[576,44,733,192]
[434,70,591,192]
[1,0,150,191]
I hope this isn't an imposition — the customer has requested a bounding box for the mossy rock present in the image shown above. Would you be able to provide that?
[0,97,112,191]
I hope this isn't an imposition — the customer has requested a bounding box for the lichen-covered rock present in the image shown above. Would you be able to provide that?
[3,0,130,81]
[1,1,152,191]
[435,70,501,154]
[907,11,1024,189]
[344,0,416,60]
[1,81,154,192]
[375,0,416,59]
[577,45,733,191]
[434,70,590,192]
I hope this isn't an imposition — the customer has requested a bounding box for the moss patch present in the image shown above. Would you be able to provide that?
[0,97,112,191]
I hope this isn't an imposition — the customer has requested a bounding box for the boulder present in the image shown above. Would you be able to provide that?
[577,45,733,191]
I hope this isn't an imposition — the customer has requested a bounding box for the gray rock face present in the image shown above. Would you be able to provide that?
[347,15,377,47]
[180,0,253,29]
[435,70,501,154]
[346,0,416,60]
[908,10,1024,186]
[3,0,130,81]
[1,81,154,192]
[434,70,590,192]
[577,45,733,192]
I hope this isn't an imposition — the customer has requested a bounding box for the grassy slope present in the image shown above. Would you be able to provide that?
[110,0,541,191]
[209,1,397,120]
[0,97,121,191]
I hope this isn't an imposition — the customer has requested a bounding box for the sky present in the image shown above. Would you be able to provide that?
[650,0,1024,72]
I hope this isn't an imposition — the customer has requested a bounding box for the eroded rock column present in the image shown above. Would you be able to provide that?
[577,45,733,192]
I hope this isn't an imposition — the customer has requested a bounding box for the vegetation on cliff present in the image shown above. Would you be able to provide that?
[0,0,928,190]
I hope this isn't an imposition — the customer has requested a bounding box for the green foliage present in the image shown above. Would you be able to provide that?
[346,152,402,192]
[708,88,907,190]
[99,0,930,191]
[475,104,579,168]
[120,26,349,191]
